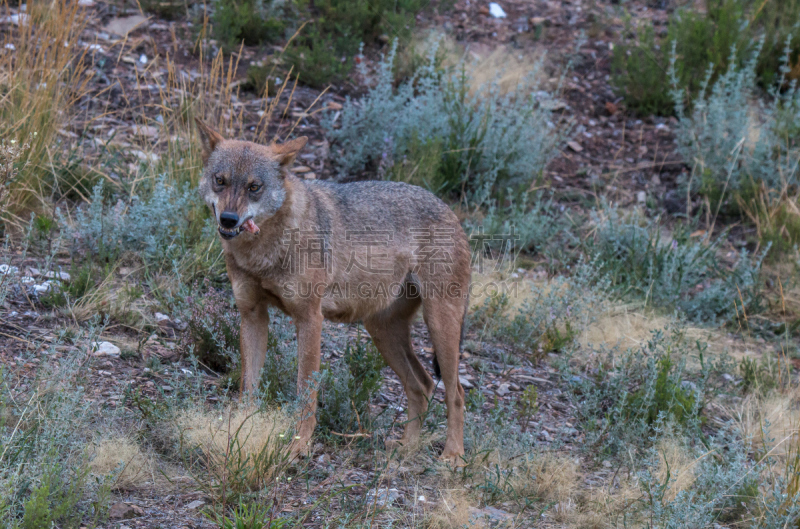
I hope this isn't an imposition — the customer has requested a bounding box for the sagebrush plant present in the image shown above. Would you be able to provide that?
[325,41,565,208]
[670,38,800,197]
[0,322,109,528]
[463,190,577,268]
[473,262,606,358]
[60,178,200,267]
[564,325,727,457]
[588,206,767,326]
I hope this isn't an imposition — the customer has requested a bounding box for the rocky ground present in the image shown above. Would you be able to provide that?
[0,0,783,527]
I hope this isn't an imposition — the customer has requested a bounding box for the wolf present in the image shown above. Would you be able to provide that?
[195,119,471,463]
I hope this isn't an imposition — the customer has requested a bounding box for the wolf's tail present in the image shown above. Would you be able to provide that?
[431,291,469,380]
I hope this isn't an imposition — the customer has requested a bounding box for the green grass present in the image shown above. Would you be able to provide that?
[612,0,800,116]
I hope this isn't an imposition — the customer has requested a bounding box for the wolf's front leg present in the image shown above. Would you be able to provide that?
[291,304,323,458]
[233,279,271,393]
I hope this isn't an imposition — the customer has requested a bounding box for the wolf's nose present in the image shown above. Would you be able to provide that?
[219,211,239,229]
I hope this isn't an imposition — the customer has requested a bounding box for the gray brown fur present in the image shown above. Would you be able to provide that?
[196,119,471,463]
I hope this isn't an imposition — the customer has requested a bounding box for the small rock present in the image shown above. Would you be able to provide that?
[602,460,612,468]
[637,191,647,204]
[186,500,205,510]
[109,502,144,520]
[292,165,312,174]
[722,373,735,382]
[304,172,317,180]
[469,505,513,522]
[366,487,402,506]
[567,141,583,152]
[154,312,170,324]
[496,383,510,396]
[103,15,148,37]
[92,342,121,358]
[459,376,474,389]
[132,125,158,137]
[78,0,96,5]
[326,101,343,111]
[488,2,506,18]
[0,264,19,276]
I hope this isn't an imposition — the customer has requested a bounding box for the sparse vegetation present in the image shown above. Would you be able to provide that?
[4,0,800,525]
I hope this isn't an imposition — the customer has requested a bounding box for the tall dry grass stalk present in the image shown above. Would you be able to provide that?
[0,0,92,226]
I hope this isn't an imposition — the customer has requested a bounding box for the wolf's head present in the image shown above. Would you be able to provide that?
[195,118,307,240]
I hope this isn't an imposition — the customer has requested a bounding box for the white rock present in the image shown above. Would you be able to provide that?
[33,282,53,294]
[154,312,170,323]
[4,43,15,50]
[0,264,18,276]
[93,341,121,358]
[366,488,402,506]
[78,0,96,6]
[637,191,647,204]
[496,383,510,396]
[186,500,205,510]
[489,2,506,18]
[459,376,474,389]
[139,54,148,64]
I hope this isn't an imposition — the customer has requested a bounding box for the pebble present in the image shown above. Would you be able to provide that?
[186,500,205,510]
[92,342,121,358]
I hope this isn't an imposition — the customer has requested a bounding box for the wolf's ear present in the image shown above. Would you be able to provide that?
[272,136,308,167]
[195,118,225,164]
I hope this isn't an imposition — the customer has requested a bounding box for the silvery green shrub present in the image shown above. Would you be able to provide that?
[61,178,198,266]
[324,41,567,208]
[589,206,767,326]
[669,37,800,193]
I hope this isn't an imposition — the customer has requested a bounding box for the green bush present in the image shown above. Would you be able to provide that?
[472,263,605,358]
[612,0,800,116]
[325,42,565,208]
[180,281,241,374]
[285,0,424,87]
[565,326,717,456]
[317,335,385,436]
[39,261,97,308]
[588,207,767,326]
[212,0,285,51]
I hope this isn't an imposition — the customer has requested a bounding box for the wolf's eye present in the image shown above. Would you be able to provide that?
[249,183,261,193]
[214,175,225,187]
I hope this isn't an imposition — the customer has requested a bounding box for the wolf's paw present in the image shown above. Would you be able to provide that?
[439,448,466,467]
[288,437,312,462]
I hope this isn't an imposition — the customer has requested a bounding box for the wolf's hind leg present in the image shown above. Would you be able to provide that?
[421,295,466,464]
[364,297,434,451]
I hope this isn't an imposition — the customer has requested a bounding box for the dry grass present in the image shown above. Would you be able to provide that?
[175,403,292,489]
[426,489,485,529]
[0,0,92,225]
[736,391,800,459]
[398,30,546,97]
[652,437,698,503]
[514,454,579,520]
[88,435,153,490]
[581,304,670,349]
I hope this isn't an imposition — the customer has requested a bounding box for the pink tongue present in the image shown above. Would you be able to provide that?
[241,219,260,234]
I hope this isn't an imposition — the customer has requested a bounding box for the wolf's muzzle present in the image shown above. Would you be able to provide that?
[218,211,241,239]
